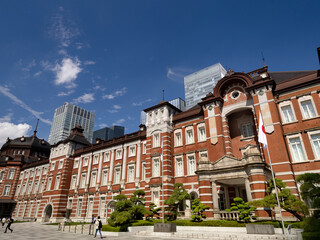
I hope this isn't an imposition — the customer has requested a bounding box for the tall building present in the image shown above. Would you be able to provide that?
[92,126,125,143]
[184,63,226,110]
[48,102,95,144]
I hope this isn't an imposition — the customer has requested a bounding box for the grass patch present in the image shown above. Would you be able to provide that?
[101,225,121,232]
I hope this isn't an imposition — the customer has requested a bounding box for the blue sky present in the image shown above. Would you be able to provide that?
[0,1,319,145]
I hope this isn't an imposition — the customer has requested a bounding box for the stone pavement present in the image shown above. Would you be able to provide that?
[0,222,186,240]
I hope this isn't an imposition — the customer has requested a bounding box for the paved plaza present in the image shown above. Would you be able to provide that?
[0,222,186,240]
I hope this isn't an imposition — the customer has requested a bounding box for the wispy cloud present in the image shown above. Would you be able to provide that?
[84,60,95,65]
[166,67,193,83]
[132,98,152,106]
[102,87,127,100]
[113,105,121,110]
[22,59,36,72]
[0,85,52,125]
[49,7,80,47]
[113,118,125,125]
[0,122,32,146]
[0,112,13,122]
[108,109,118,113]
[57,90,74,97]
[34,71,42,77]
[99,123,108,128]
[72,93,95,104]
[53,57,82,88]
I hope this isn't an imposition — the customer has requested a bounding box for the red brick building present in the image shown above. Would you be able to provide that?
[1,66,319,222]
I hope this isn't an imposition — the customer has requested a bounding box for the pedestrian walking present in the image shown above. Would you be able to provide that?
[94,216,103,239]
[1,217,5,227]
[4,216,13,233]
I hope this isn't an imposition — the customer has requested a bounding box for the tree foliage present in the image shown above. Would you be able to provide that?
[108,190,150,229]
[225,197,256,222]
[191,198,210,222]
[146,202,161,221]
[250,179,309,221]
[164,183,190,221]
[297,173,320,218]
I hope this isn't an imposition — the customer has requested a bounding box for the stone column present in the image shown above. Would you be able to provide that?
[211,181,220,219]
[224,185,230,209]
[245,178,252,202]
[97,152,103,189]
[235,186,239,198]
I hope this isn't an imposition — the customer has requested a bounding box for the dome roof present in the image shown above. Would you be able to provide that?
[1,134,50,152]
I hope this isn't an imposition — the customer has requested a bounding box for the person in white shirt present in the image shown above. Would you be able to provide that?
[1,217,5,227]
[94,216,103,239]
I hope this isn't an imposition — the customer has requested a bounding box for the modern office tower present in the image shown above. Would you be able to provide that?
[92,125,125,143]
[169,97,186,111]
[48,102,95,144]
[184,63,227,110]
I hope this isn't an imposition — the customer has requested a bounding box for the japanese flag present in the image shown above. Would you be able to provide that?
[258,112,268,147]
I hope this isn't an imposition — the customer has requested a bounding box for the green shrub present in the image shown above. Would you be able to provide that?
[101,225,121,232]
[302,232,320,240]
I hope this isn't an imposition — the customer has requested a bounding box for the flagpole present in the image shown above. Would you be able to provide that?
[258,112,285,234]
[265,145,286,234]
[161,135,164,224]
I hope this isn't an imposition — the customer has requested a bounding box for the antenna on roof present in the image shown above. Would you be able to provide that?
[162,89,165,101]
[33,119,39,136]
[261,52,266,67]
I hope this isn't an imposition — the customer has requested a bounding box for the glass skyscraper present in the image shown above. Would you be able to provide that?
[184,63,226,110]
[48,102,95,144]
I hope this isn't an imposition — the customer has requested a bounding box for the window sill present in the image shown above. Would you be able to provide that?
[240,136,255,141]
[302,116,320,121]
[185,142,195,146]
[282,120,298,125]
[174,144,183,147]
[198,140,206,143]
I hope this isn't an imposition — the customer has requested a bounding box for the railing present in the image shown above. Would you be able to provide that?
[58,222,95,235]
[219,211,240,221]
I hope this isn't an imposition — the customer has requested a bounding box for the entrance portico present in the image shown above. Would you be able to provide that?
[197,145,271,219]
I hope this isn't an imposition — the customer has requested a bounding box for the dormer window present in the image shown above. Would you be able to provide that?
[20,136,25,142]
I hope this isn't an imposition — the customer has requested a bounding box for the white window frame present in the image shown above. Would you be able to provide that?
[187,153,196,175]
[127,165,135,182]
[174,130,183,147]
[83,157,89,167]
[128,145,136,157]
[50,162,55,171]
[114,167,121,184]
[71,175,77,189]
[90,171,97,187]
[241,122,254,138]
[77,199,83,217]
[287,134,308,162]
[33,181,38,194]
[99,197,106,218]
[39,180,45,193]
[197,123,206,142]
[185,126,195,145]
[15,184,21,196]
[58,160,63,169]
[3,185,10,196]
[87,198,94,217]
[104,151,110,162]
[7,169,15,179]
[142,162,146,181]
[307,130,320,160]
[27,182,32,194]
[298,95,318,119]
[152,190,160,206]
[153,133,160,148]
[54,175,61,190]
[74,159,79,168]
[101,169,108,186]
[46,177,52,191]
[152,157,160,177]
[115,149,122,160]
[175,156,184,177]
[279,100,296,123]
[142,142,147,154]
[199,150,208,159]
[93,155,99,165]
[80,173,86,188]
